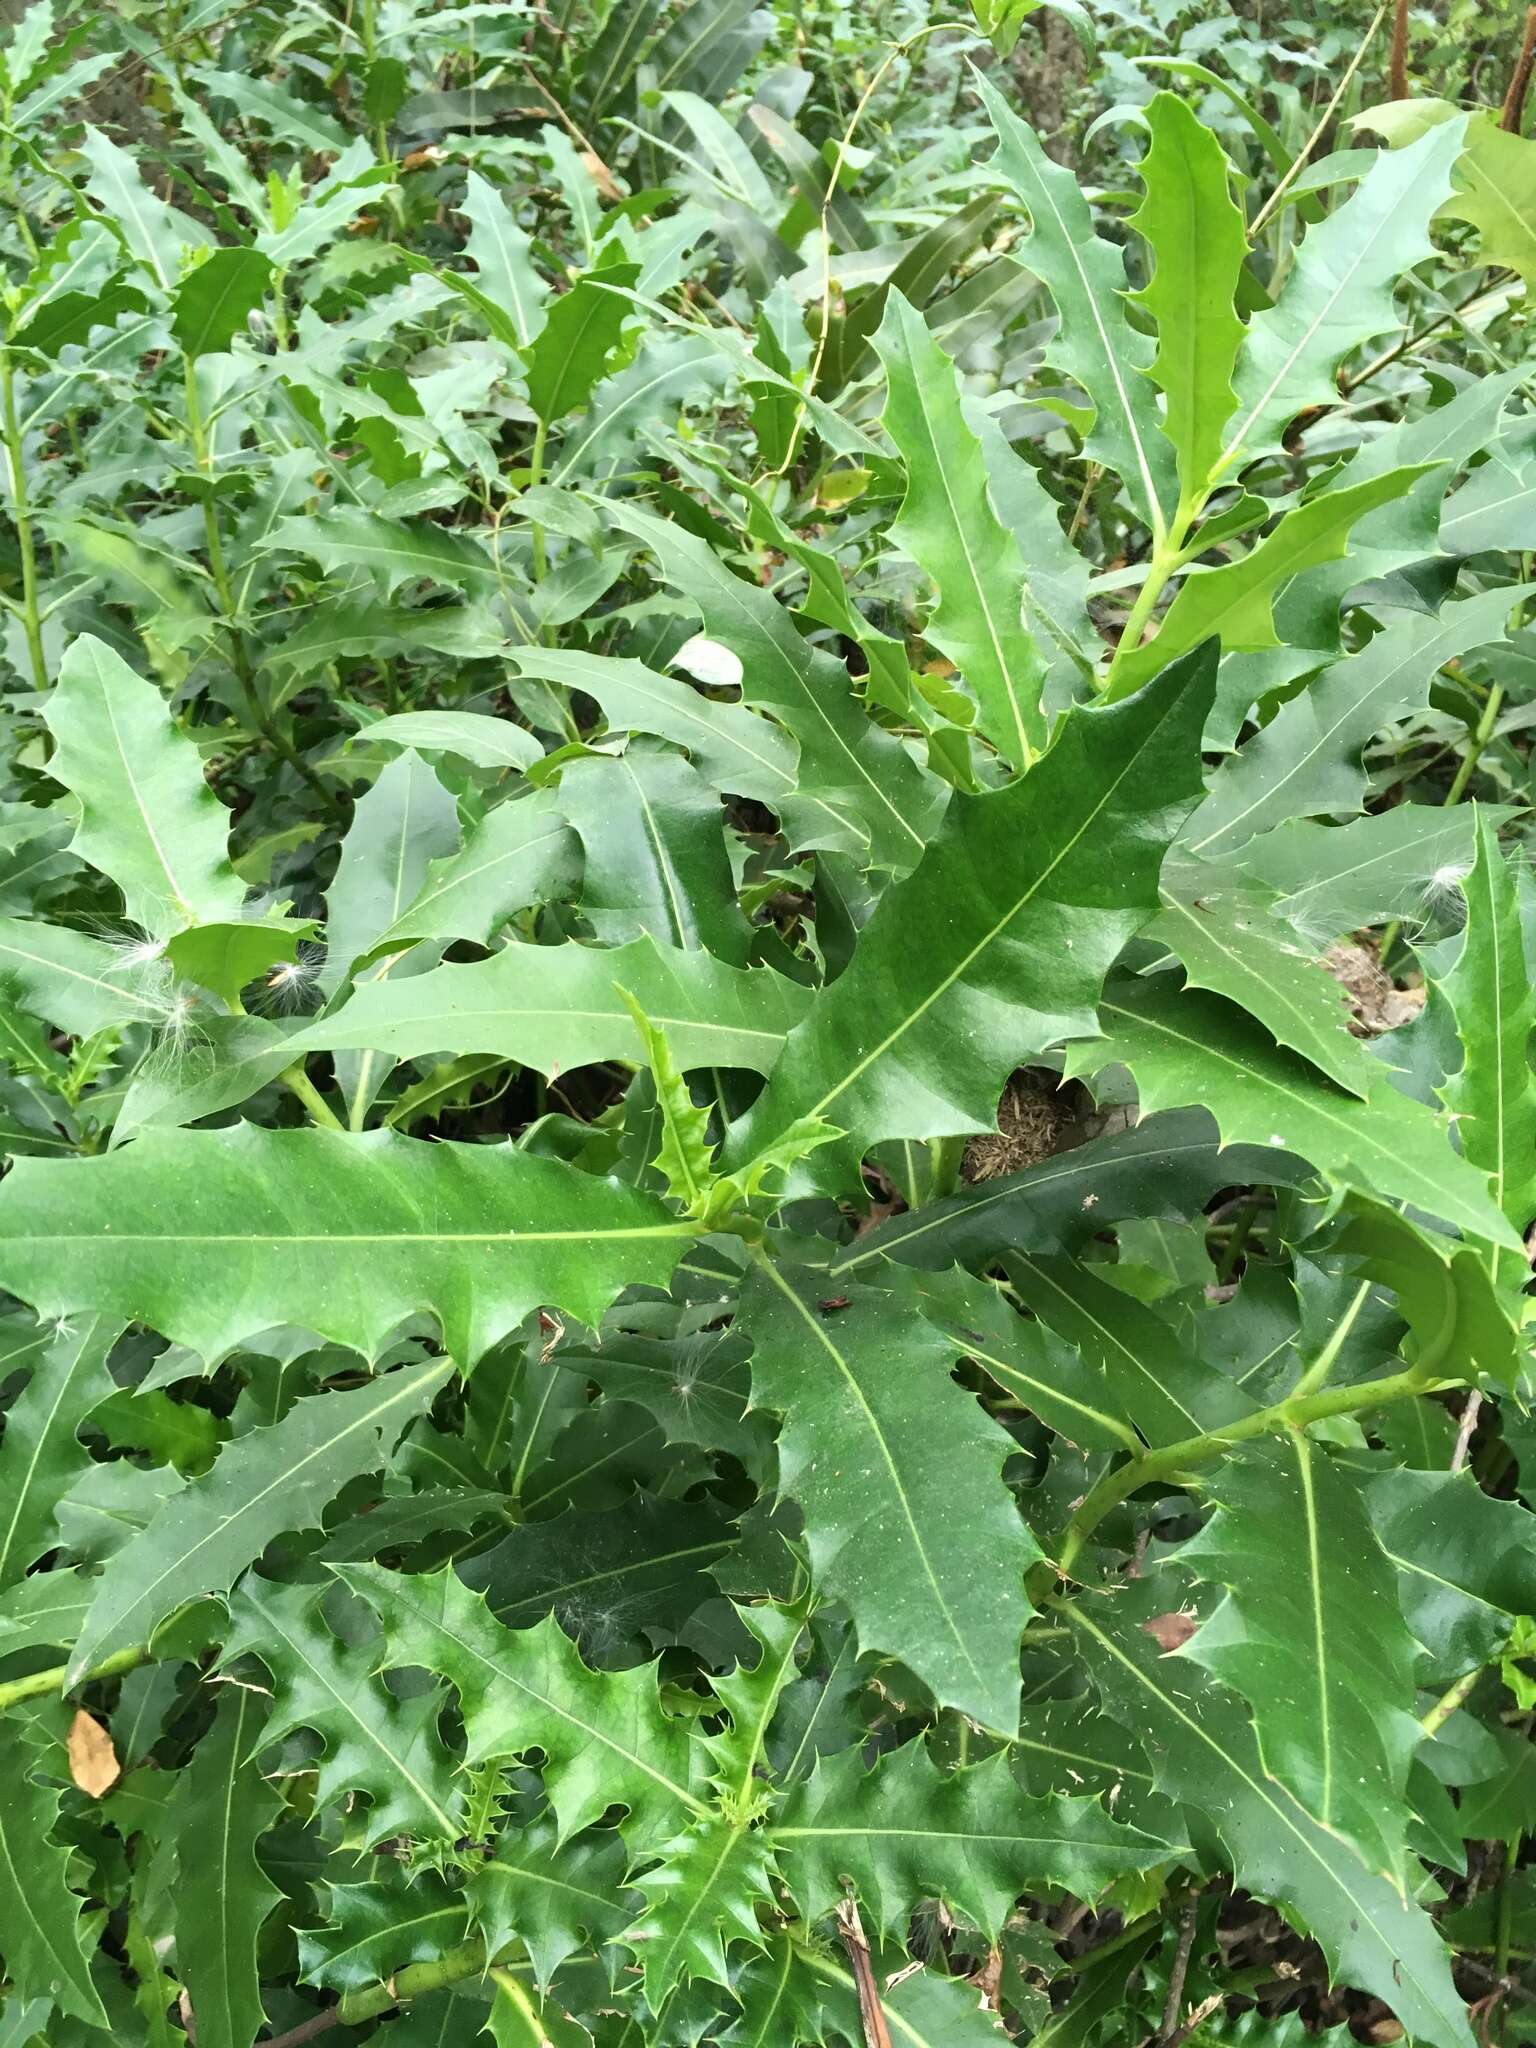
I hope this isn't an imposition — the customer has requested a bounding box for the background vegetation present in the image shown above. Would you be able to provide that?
[0,0,1534,2043]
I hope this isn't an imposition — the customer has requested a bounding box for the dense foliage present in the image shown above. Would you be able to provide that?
[1,0,1535,2041]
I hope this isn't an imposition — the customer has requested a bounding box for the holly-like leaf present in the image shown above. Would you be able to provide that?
[1068,976,1516,1249]
[872,289,1048,769]
[470,1821,633,1991]
[0,917,170,1037]
[460,168,550,349]
[774,1740,1177,1937]
[1178,1437,1424,1881]
[739,1262,1038,1733]
[1131,91,1247,504]
[287,936,811,1079]
[0,1126,693,1369]
[623,1817,776,2006]
[0,1721,108,2025]
[723,645,1215,1180]
[222,1575,463,1846]
[65,1359,451,1684]
[43,635,245,937]
[173,1687,282,2048]
[297,1869,470,1994]
[338,1565,704,1849]
[1361,1467,1536,1680]
[358,795,580,962]
[361,710,543,773]
[522,264,639,423]
[170,246,273,357]
[1069,1584,1474,2048]
[0,1312,118,1587]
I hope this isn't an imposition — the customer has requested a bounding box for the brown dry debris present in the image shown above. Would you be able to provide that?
[1322,943,1425,1036]
[963,1073,1073,1183]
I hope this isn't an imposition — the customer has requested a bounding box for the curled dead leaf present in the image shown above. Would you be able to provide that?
[1142,1610,1198,1654]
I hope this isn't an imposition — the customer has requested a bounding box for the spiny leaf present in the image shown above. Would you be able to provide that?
[0,1126,693,1369]
[470,1821,633,1992]
[617,987,716,1212]
[0,1312,118,1588]
[461,168,550,349]
[739,1262,1038,1733]
[65,1359,450,1684]
[338,1565,704,1850]
[872,288,1048,769]
[1179,1437,1424,1882]
[623,1817,776,2006]
[723,645,1216,1181]
[222,1575,463,1846]
[43,635,245,937]
[0,1721,108,2025]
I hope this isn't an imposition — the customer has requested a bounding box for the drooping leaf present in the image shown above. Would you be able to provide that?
[360,710,543,774]
[0,918,168,1037]
[172,1687,282,2048]
[739,1261,1038,1732]
[1361,1466,1536,1680]
[0,1313,118,1588]
[0,1126,693,1371]
[1178,1437,1424,1880]
[872,289,1048,769]
[65,1359,451,1683]
[0,1721,109,2024]
[724,645,1215,1180]
[522,264,639,424]
[43,635,245,937]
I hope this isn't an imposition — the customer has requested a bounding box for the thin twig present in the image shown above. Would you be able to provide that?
[1502,6,1536,131]
[1453,1389,1483,1472]
[836,1898,894,2048]
[1248,1,1388,240]
[259,2013,343,2048]
[1389,0,1410,98]
[1158,1898,1200,2046]
[1166,1993,1224,2048]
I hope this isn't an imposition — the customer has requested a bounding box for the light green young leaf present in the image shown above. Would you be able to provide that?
[173,1687,282,2048]
[66,1359,450,1682]
[976,72,1176,536]
[1106,463,1438,700]
[723,644,1215,1183]
[321,746,460,994]
[44,635,245,938]
[1218,119,1467,475]
[359,711,543,774]
[1435,808,1536,1269]
[80,123,208,290]
[1179,1437,1424,1882]
[1131,90,1247,503]
[358,796,579,963]
[461,168,550,349]
[0,1127,693,1372]
[623,1818,776,2007]
[740,1262,1038,1732]
[1066,976,1517,1250]
[872,289,1048,769]
[617,987,716,1212]
[287,935,810,1079]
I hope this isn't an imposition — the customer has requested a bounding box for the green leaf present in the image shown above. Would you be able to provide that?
[510,648,799,806]
[740,1262,1038,1732]
[170,246,273,357]
[618,989,716,1212]
[1442,114,1536,291]
[222,1575,463,1846]
[1106,464,1438,700]
[162,912,318,1007]
[1218,119,1467,473]
[338,1565,705,1849]
[298,1869,470,1995]
[321,747,461,993]
[1178,1437,1423,1881]
[1182,584,1529,858]
[1069,1585,1474,2048]
[723,646,1215,1180]
[872,289,1048,769]
[43,635,245,938]
[0,1721,109,2025]
[612,504,942,873]
[523,264,639,424]
[470,1821,632,1992]
[266,512,498,596]
[358,795,579,962]
[1003,1252,1257,1444]
[172,1687,282,2048]
[1231,804,1500,947]
[1153,861,1376,1096]
[976,72,1176,535]
[65,1359,450,1683]
[623,1817,775,2006]
[0,1313,118,1588]
[460,168,551,349]
[0,1126,693,1372]
[1361,1467,1536,1679]
[80,122,206,291]
[1435,808,1536,1267]
[287,935,811,1079]
[1066,976,1516,1250]
[1131,91,1247,505]
[360,711,543,774]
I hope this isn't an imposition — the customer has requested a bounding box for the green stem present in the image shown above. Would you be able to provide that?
[1497,1832,1521,1976]
[1420,1663,1482,1737]
[1,347,49,694]
[280,1063,345,1132]
[1445,679,1505,807]
[336,1940,525,2025]
[526,416,549,584]
[1050,1358,1455,1583]
[1286,1277,1373,1401]
[0,1643,149,1711]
